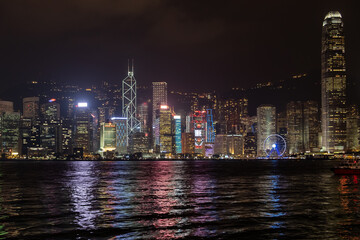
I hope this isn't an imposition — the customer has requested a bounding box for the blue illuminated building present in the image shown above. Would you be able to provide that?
[174,115,182,154]
[111,117,128,154]
[206,109,215,143]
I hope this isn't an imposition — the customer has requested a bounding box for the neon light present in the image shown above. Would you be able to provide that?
[111,117,127,120]
[160,105,169,109]
[49,98,56,102]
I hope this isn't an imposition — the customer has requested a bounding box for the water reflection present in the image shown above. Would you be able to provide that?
[66,161,100,230]
[337,175,360,239]
[136,161,180,239]
[0,167,8,239]
[266,174,285,232]
[2,160,360,239]
[190,162,218,237]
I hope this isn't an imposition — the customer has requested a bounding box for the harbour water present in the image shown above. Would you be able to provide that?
[0,159,360,239]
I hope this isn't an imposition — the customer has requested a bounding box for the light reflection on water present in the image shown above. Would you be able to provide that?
[66,161,100,230]
[0,160,360,239]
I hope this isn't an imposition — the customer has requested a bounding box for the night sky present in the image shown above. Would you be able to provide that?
[0,0,358,92]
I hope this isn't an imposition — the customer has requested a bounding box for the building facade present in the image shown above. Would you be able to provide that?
[321,11,347,152]
[257,105,276,157]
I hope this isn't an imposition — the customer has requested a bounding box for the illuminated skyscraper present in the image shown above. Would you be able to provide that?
[174,115,182,154]
[218,97,248,134]
[41,101,60,120]
[321,11,347,152]
[100,122,116,153]
[286,101,320,154]
[257,105,276,157]
[0,102,20,156]
[287,101,304,154]
[152,82,167,147]
[138,101,150,134]
[23,97,39,120]
[74,102,93,154]
[154,105,172,154]
[191,111,206,155]
[181,132,194,154]
[122,60,140,138]
[346,105,359,151]
[152,82,167,114]
[111,117,128,154]
[0,101,14,113]
[206,109,215,143]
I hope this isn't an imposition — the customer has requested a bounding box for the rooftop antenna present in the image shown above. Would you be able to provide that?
[127,59,130,75]
[132,59,134,74]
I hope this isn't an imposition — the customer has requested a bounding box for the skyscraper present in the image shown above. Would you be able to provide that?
[257,105,276,157]
[41,101,60,120]
[23,97,39,120]
[174,115,182,154]
[0,100,14,113]
[321,11,347,153]
[111,117,128,155]
[286,101,320,155]
[152,82,167,147]
[74,102,93,154]
[287,101,304,154]
[152,82,167,114]
[191,111,206,155]
[346,105,359,152]
[122,60,140,138]
[100,122,116,154]
[154,105,172,154]
[138,101,150,135]
[0,101,20,156]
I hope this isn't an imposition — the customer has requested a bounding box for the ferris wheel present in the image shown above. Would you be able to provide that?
[263,134,286,158]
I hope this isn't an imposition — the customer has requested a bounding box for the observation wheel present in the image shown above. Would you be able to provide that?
[263,134,286,158]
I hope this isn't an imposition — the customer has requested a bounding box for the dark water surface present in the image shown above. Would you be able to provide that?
[1,159,360,239]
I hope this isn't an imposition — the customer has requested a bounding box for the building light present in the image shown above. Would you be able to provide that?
[111,117,127,120]
[77,102,88,108]
[160,105,169,109]
[174,115,181,119]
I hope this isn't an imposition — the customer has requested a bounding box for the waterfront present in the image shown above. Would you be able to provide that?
[1,159,360,239]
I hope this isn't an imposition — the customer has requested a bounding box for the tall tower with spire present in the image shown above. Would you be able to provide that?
[321,11,347,152]
[122,59,140,139]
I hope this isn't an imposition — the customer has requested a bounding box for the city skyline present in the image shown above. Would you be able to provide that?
[1,8,359,158]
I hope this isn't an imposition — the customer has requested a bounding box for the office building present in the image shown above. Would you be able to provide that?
[346,105,359,151]
[257,105,276,156]
[287,101,320,154]
[41,101,60,120]
[74,102,93,154]
[128,132,149,154]
[111,117,128,154]
[100,122,116,154]
[23,97,39,120]
[122,60,140,138]
[321,11,347,152]
[0,100,14,113]
[181,132,194,154]
[174,115,182,154]
[154,105,172,154]
[0,111,21,156]
[152,82,167,146]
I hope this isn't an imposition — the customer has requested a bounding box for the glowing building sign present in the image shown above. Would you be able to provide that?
[77,102,88,108]
[192,111,206,155]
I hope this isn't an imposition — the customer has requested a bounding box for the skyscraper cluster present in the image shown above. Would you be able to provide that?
[0,11,357,159]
